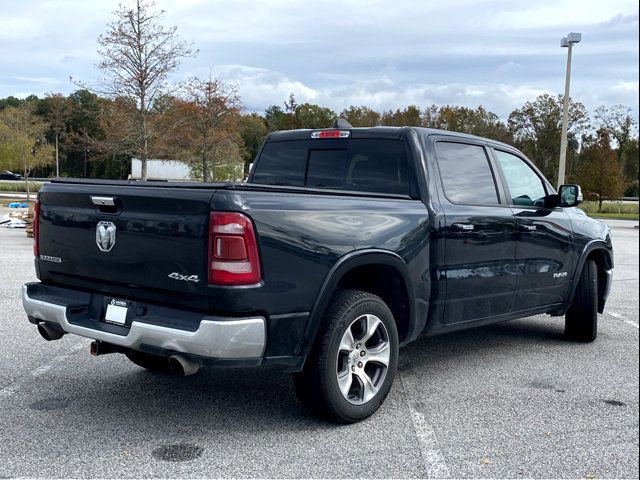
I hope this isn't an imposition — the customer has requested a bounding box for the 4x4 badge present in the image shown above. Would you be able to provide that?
[96,221,116,252]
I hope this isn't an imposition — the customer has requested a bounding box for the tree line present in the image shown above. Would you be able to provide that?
[0,0,638,207]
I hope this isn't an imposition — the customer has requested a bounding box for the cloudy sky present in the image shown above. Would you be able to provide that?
[0,0,638,119]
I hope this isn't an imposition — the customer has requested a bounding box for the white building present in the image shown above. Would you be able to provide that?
[130,159,191,181]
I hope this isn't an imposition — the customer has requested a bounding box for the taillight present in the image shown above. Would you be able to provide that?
[208,212,261,285]
[33,199,40,257]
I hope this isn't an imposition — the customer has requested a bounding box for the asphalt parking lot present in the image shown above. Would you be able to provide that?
[0,219,638,478]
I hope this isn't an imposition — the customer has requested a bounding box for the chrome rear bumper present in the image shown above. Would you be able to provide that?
[22,284,266,359]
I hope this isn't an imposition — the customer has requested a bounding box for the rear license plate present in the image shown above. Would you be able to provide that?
[104,299,129,326]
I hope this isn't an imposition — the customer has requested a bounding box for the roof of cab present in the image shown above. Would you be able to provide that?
[265,126,516,151]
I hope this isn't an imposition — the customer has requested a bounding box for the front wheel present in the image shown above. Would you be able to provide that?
[293,290,399,423]
[565,259,598,342]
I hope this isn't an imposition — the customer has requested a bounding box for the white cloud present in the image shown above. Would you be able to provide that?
[490,0,638,29]
[0,0,637,120]
[601,80,640,111]
[207,63,556,117]
[609,80,640,94]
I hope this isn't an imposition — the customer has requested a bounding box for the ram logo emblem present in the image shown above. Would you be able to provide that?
[96,221,117,252]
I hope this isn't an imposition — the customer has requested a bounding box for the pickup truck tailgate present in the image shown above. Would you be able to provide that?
[37,184,214,311]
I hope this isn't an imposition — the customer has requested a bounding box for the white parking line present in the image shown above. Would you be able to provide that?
[0,385,19,398]
[399,357,451,479]
[0,341,85,398]
[609,311,639,329]
[31,364,54,377]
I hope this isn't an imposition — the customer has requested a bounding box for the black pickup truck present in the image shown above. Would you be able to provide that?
[22,125,613,422]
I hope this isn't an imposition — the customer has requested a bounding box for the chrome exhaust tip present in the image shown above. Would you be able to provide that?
[168,355,200,376]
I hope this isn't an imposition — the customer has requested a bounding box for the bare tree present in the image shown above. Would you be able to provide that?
[42,93,71,177]
[95,0,196,179]
[594,105,638,153]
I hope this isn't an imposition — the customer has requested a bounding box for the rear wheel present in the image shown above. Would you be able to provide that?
[125,351,173,373]
[565,259,598,342]
[293,290,399,423]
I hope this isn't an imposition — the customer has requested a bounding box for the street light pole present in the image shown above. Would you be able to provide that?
[557,32,581,188]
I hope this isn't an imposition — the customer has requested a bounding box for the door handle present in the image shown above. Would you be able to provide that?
[518,224,537,232]
[452,223,475,232]
[91,196,116,206]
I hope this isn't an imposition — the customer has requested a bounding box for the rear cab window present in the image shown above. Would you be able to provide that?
[250,138,411,196]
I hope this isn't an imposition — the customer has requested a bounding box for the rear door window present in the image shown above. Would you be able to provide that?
[434,141,500,205]
[252,139,410,195]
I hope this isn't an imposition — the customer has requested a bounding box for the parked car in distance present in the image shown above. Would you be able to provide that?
[22,122,613,423]
[0,170,22,180]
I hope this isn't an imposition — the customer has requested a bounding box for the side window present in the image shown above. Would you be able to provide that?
[494,150,547,207]
[434,142,499,205]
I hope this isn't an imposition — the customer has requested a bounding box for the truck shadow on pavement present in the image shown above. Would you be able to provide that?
[53,317,570,431]
[403,317,569,378]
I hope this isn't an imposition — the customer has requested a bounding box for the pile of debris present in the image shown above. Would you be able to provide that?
[1,204,34,236]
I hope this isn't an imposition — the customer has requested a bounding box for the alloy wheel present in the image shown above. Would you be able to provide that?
[335,314,391,405]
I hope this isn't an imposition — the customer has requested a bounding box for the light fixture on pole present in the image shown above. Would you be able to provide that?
[557,32,581,188]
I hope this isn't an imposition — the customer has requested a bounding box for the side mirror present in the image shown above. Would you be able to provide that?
[558,184,583,208]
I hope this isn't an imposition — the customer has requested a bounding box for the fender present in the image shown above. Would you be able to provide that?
[558,239,613,315]
[294,249,419,359]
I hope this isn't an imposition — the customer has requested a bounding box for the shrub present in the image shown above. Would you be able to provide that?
[0,181,44,192]
[579,201,639,214]
[624,180,639,198]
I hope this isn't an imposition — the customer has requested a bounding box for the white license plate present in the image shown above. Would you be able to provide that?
[104,300,128,326]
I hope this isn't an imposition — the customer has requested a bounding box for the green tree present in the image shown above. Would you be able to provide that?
[619,138,639,196]
[0,105,54,200]
[0,96,23,110]
[620,138,639,181]
[577,130,625,210]
[238,113,267,174]
[423,104,513,143]
[339,105,381,127]
[508,94,588,181]
[381,105,421,126]
[264,95,335,131]
[294,103,335,129]
[264,105,288,132]
[67,89,105,177]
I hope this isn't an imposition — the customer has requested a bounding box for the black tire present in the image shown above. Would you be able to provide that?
[293,289,399,423]
[125,350,173,373]
[565,259,598,342]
